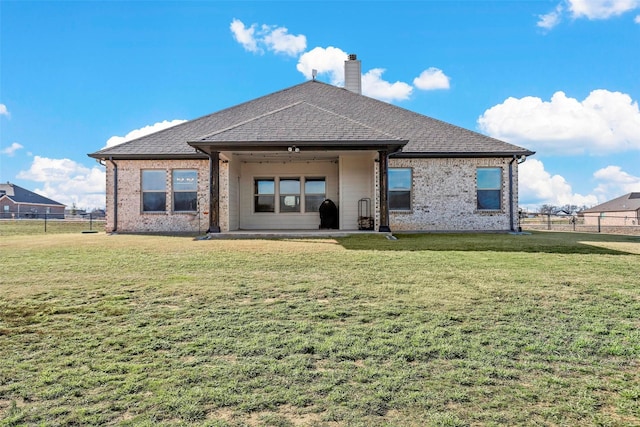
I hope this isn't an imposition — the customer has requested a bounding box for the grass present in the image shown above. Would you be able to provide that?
[1,228,639,426]
[0,219,105,236]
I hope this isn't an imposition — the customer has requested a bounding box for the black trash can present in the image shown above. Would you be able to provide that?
[319,199,339,229]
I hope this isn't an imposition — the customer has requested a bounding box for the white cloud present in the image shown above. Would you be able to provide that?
[635,14,640,23]
[519,159,598,208]
[519,160,640,210]
[1,142,23,156]
[538,1,640,30]
[105,119,187,148]
[230,19,306,57]
[231,18,445,103]
[230,19,259,53]
[413,68,450,90]
[478,90,640,155]
[0,103,9,117]
[567,0,640,19]
[262,25,307,56]
[362,69,413,102]
[592,165,640,198]
[537,4,564,30]
[17,156,106,209]
[297,47,414,102]
[296,46,348,85]
[231,19,437,104]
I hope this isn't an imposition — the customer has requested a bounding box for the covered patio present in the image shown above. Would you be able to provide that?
[187,104,407,233]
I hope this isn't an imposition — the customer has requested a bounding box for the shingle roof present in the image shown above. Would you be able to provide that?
[583,193,640,213]
[0,183,66,206]
[198,101,404,143]
[88,80,534,159]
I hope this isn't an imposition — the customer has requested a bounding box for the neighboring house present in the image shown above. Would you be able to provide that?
[88,55,534,234]
[582,193,640,227]
[64,207,87,218]
[0,182,66,219]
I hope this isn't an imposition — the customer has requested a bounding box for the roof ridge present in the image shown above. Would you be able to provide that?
[196,101,306,140]
[302,101,405,141]
[195,100,407,143]
[1,183,66,206]
[89,79,534,159]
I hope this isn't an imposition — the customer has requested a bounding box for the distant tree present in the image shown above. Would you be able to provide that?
[539,204,559,215]
[558,204,578,215]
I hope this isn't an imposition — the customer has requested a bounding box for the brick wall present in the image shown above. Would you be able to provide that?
[105,159,209,233]
[105,156,521,233]
[388,157,519,231]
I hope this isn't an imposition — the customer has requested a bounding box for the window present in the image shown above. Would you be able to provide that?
[389,168,412,210]
[255,179,275,212]
[142,170,166,212]
[173,170,198,212]
[477,168,502,210]
[3,205,8,213]
[305,178,326,212]
[255,176,327,213]
[279,178,301,213]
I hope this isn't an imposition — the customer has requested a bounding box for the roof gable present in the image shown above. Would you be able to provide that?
[0,183,66,206]
[89,80,534,160]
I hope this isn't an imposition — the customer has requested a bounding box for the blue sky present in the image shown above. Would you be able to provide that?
[1,0,639,210]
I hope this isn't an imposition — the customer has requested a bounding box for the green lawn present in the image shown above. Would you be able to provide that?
[0,219,105,236]
[1,230,639,426]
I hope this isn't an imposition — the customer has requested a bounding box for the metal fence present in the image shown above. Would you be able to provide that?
[0,212,65,219]
[521,215,640,236]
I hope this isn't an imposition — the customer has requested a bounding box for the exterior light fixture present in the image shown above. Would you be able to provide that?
[287,145,300,153]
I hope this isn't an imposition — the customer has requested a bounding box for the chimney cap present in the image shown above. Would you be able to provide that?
[348,53,357,60]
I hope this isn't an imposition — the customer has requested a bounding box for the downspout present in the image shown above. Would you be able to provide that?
[108,157,118,233]
[508,155,527,232]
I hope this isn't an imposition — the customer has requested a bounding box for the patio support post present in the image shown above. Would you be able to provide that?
[208,151,221,233]
[378,150,391,232]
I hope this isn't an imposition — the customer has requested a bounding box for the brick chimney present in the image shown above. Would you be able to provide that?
[344,54,362,95]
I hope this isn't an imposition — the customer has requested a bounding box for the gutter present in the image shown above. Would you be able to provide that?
[392,150,536,159]
[88,153,207,160]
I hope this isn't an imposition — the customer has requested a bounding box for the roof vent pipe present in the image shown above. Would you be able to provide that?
[344,53,362,95]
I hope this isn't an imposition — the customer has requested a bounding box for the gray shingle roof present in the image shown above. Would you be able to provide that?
[88,80,534,159]
[198,101,405,143]
[0,183,66,206]
[583,193,640,213]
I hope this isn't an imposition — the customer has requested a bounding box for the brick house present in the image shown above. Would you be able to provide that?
[0,182,66,219]
[88,55,534,234]
[582,193,640,227]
